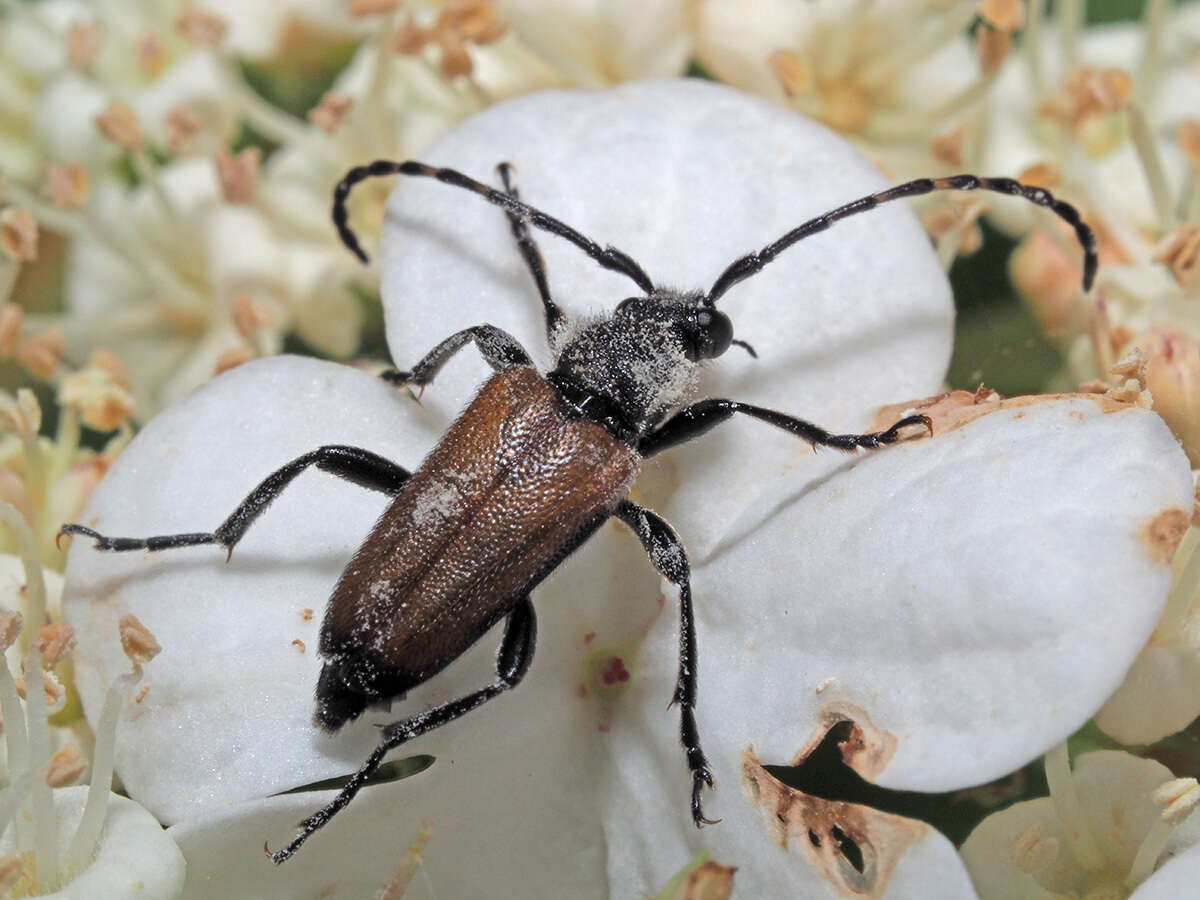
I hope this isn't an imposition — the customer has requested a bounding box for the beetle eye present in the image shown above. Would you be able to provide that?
[683,307,734,360]
[616,298,639,314]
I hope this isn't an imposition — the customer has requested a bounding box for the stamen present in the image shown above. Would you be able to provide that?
[1025,0,1046,94]
[1127,104,1175,233]
[857,3,977,89]
[1134,0,1169,105]
[0,611,28,777]
[24,644,58,892]
[1059,0,1083,72]
[0,501,46,641]
[1156,527,1199,637]
[1125,778,1200,888]
[1043,743,1105,871]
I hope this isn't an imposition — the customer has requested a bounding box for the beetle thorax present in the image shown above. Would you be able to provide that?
[551,296,703,439]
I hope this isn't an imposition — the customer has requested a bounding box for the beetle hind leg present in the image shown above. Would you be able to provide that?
[59,445,410,559]
[615,500,717,827]
[267,596,537,864]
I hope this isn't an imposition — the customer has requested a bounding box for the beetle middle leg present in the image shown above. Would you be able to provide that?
[59,445,411,559]
[268,595,537,864]
[614,500,716,827]
[496,162,567,343]
[380,325,533,390]
[638,399,932,458]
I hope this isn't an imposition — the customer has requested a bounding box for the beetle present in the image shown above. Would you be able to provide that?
[61,161,1096,863]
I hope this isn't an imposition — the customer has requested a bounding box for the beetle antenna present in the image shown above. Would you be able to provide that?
[333,160,657,293]
[706,175,1098,305]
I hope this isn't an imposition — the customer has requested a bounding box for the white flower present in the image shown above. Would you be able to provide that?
[691,0,997,178]
[60,82,1191,897]
[961,748,1200,899]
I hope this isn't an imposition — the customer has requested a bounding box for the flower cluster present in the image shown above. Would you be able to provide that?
[3,2,1200,898]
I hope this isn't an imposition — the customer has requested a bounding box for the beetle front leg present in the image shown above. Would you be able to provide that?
[496,162,567,343]
[60,445,410,558]
[639,398,932,458]
[615,500,716,827]
[269,595,537,863]
[380,325,533,390]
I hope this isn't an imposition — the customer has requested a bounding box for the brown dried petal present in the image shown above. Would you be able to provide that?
[1017,161,1060,190]
[16,671,65,707]
[0,611,23,652]
[0,855,22,893]
[394,16,430,54]
[767,49,813,97]
[89,349,131,388]
[977,27,1011,77]
[136,31,167,76]
[665,861,736,900]
[436,32,473,78]
[66,21,105,70]
[437,1,507,45]
[34,623,76,667]
[46,162,90,210]
[15,330,66,380]
[214,147,261,205]
[166,106,200,155]
[1153,224,1200,289]
[120,614,162,666]
[1181,121,1200,166]
[175,8,228,46]
[43,744,87,787]
[307,92,355,134]
[214,345,254,375]
[95,100,142,149]
[979,0,1025,32]
[0,303,21,357]
[930,123,968,168]
[0,207,38,262]
[349,0,400,15]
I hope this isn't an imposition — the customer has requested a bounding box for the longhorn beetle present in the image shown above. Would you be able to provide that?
[61,162,1096,862]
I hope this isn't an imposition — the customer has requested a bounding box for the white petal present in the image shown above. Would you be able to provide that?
[498,0,691,85]
[33,71,113,166]
[168,704,608,897]
[61,357,431,822]
[379,80,953,559]
[0,788,184,899]
[960,751,1196,898]
[601,675,979,897]
[1094,646,1200,745]
[700,398,1189,791]
[1134,841,1200,899]
[61,355,662,830]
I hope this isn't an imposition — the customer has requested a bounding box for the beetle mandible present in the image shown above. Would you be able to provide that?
[61,160,1097,862]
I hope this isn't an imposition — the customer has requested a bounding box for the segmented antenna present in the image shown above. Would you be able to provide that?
[332,160,656,293]
[706,175,1098,304]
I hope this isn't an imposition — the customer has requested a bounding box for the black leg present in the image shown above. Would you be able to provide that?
[59,445,411,558]
[638,399,932,459]
[380,325,533,390]
[614,500,715,828]
[268,595,537,864]
[496,163,566,343]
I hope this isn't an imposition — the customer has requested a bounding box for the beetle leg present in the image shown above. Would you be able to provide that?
[638,398,932,458]
[614,500,717,827]
[268,595,537,864]
[380,325,533,390]
[59,445,410,558]
[495,162,567,344]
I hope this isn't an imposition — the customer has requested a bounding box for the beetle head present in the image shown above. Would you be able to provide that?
[617,292,735,362]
